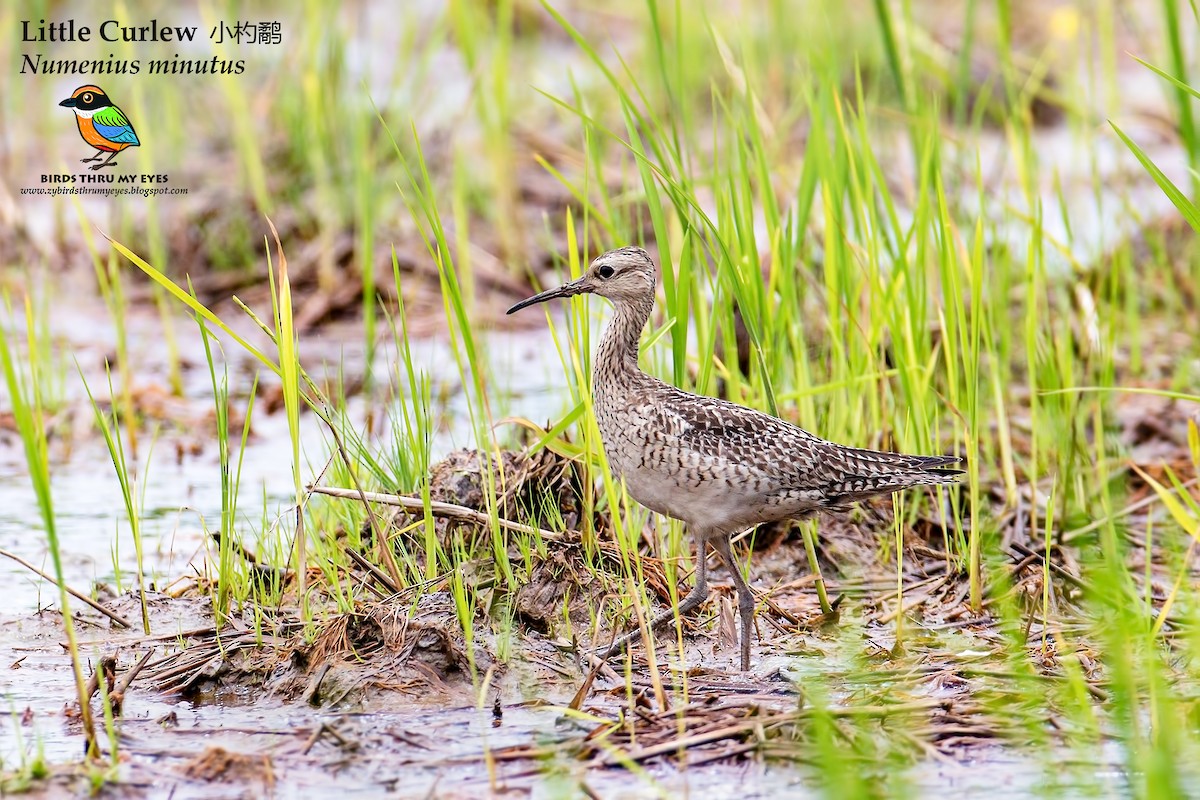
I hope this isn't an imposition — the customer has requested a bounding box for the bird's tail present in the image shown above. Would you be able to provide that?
[818,445,963,508]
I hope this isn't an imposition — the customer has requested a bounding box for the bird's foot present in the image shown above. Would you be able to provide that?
[90,162,117,171]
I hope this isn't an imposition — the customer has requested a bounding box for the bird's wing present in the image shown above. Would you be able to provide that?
[636,385,828,484]
[639,384,959,496]
[92,106,140,145]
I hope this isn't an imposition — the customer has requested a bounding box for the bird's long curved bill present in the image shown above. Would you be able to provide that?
[506,277,587,315]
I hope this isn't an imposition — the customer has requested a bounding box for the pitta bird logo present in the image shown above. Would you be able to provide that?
[59,85,140,171]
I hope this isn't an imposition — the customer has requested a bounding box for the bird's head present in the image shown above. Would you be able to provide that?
[59,85,111,113]
[507,247,657,315]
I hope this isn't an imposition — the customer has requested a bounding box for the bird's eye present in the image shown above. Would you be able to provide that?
[82,93,92,103]
[597,265,614,279]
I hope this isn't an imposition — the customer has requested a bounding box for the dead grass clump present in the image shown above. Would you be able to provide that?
[309,592,491,678]
[373,447,597,555]
[431,447,594,529]
[136,593,493,702]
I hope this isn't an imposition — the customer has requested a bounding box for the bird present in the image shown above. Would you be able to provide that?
[508,246,963,671]
[59,85,140,171]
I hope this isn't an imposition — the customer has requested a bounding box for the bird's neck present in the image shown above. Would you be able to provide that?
[594,295,653,383]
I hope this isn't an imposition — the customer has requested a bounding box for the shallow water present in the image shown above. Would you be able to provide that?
[0,2,1193,793]
[0,292,574,614]
[0,602,1139,798]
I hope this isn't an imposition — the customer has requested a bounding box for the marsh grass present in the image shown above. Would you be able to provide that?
[194,301,260,624]
[4,0,1200,795]
[388,2,1200,791]
[80,367,151,634]
[0,296,97,755]
[120,0,1200,788]
[0,718,48,794]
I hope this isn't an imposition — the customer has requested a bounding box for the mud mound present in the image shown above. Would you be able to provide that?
[309,592,491,679]
[429,447,594,530]
[137,593,492,705]
[372,447,598,555]
[513,535,679,640]
[514,544,609,633]
[181,746,273,786]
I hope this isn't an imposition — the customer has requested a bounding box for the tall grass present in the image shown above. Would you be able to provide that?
[479,0,1199,791]
[79,367,151,634]
[129,3,1200,791]
[6,0,1200,794]
[0,296,97,755]
[194,301,259,624]
[266,225,310,615]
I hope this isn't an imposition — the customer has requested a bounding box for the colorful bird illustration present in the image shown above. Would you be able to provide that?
[59,85,140,171]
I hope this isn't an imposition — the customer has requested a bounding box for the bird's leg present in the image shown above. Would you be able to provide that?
[80,152,101,163]
[599,540,709,660]
[91,152,119,171]
[712,535,754,672]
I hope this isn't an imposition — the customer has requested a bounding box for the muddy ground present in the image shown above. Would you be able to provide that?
[2,1,1199,797]
[0,528,1132,799]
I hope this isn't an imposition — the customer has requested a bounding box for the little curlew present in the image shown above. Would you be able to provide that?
[508,246,962,671]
